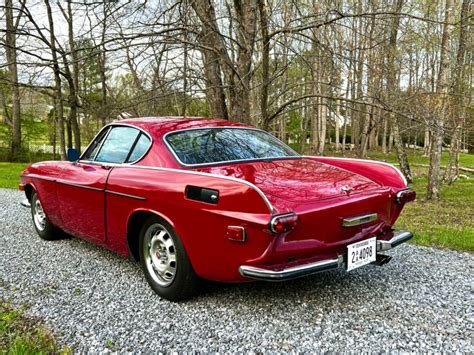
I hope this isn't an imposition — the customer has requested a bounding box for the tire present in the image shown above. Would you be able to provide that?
[30,191,60,241]
[139,215,200,301]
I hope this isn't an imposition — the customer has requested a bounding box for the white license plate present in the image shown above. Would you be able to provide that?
[347,237,376,271]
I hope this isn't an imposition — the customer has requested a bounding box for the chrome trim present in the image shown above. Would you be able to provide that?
[239,258,341,281]
[304,155,407,187]
[106,190,146,200]
[240,229,413,282]
[56,179,104,192]
[79,122,153,166]
[377,230,413,252]
[163,126,301,168]
[112,164,275,213]
[20,199,31,208]
[21,174,56,182]
[342,213,378,227]
[91,126,112,161]
[269,212,297,233]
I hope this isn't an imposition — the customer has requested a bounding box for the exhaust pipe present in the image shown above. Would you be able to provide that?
[373,254,392,266]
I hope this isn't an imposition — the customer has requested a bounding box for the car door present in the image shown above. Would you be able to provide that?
[56,125,143,243]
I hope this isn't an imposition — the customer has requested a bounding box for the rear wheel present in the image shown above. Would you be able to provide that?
[31,191,60,240]
[139,216,200,301]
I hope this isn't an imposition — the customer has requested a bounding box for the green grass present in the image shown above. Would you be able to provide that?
[0,163,27,189]
[0,301,68,354]
[366,150,474,168]
[395,171,474,252]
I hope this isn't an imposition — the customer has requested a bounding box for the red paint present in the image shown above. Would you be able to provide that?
[20,117,413,282]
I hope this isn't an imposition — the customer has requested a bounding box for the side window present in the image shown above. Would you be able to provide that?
[81,127,110,161]
[126,133,151,163]
[95,126,140,164]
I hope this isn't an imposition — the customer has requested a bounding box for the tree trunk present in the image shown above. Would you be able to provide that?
[427,0,454,200]
[359,8,376,158]
[444,0,470,184]
[386,0,411,183]
[335,99,340,151]
[191,0,257,124]
[201,46,228,119]
[98,1,109,126]
[259,0,270,127]
[381,116,388,154]
[4,0,21,159]
[45,0,66,160]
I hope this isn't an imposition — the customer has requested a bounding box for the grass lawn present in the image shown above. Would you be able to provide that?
[366,150,474,168]
[395,172,474,252]
[0,301,68,354]
[0,163,27,189]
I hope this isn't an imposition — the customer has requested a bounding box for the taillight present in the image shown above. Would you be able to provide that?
[269,213,298,234]
[396,189,416,204]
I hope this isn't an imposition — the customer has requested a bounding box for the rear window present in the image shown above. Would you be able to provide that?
[165,128,299,166]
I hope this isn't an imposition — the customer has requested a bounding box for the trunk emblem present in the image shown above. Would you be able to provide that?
[341,185,352,194]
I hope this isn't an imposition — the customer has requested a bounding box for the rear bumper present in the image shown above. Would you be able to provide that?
[239,230,413,281]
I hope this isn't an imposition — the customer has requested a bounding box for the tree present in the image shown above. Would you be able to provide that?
[383,0,412,183]
[191,0,258,123]
[3,0,22,159]
[427,0,455,200]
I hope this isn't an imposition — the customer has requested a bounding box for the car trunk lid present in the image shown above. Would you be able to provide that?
[197,158,381,204]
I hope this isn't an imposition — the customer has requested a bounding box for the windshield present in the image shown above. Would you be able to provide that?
[165,128,300,166]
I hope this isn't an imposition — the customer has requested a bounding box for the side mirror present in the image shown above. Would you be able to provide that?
[67,148,80,162]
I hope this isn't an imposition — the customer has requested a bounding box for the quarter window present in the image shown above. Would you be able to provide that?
[95,126,140,164]
[126,133,151,163]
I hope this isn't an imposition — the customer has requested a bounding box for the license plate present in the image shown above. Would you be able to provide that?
[347,237,376,271]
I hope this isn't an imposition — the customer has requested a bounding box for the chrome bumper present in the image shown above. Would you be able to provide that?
[377,230,413,251]
[20,199,31,208]
[239,230,413,281]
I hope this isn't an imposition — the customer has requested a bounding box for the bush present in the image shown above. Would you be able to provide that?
[0,147,55,163]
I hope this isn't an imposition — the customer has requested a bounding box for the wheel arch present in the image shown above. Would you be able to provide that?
[126,209,176,262]
[24,183,34,201]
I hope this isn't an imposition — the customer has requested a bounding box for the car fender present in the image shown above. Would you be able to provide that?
[105,165,274,280]
[304,156,407,189]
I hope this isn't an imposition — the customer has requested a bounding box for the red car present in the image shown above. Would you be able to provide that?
[20,117,416,301]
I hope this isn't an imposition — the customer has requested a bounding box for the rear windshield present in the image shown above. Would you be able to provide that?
[165,128,299,166]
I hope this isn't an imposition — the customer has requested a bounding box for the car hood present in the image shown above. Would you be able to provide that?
[196,158,381,203]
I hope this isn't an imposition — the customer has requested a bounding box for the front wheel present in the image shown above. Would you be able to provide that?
[31,191,60,240]
[139,216,200,301]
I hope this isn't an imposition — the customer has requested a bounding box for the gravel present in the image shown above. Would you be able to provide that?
[1,187,473,352]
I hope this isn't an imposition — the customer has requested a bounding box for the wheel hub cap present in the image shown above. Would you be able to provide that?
[144,224,177,287]
[33,199,46,231]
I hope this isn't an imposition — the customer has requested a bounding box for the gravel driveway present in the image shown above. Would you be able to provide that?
[1,188,472,352]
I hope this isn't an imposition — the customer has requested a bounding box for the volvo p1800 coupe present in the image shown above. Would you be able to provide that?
[20,117,416,301]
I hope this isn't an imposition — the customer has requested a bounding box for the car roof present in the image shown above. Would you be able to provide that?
[116,116,249,137]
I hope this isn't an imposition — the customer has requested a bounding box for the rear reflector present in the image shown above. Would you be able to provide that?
[18,184,24,191]
[227,226,247,242]
[270,213,298,234]
[396,189,416,204]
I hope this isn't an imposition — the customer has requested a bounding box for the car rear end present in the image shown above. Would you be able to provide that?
[239,185,416,281]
